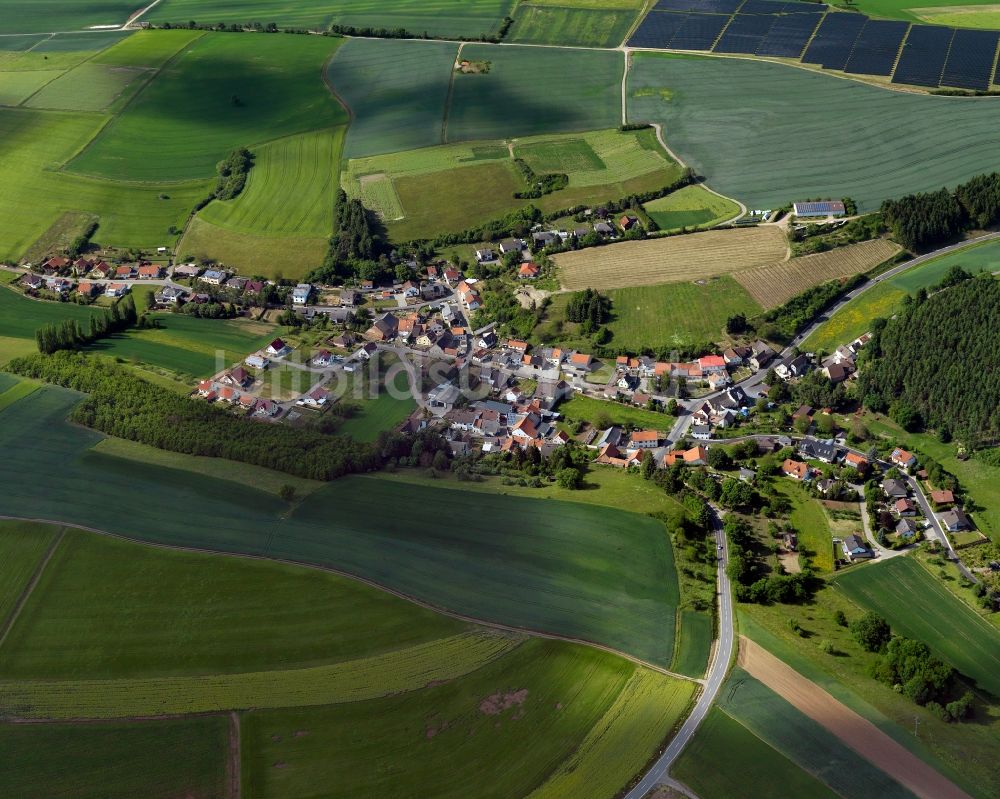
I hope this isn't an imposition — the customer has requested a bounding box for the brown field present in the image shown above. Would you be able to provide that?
[734,239,900,309]
[738,636,971,799]
[555,227,788,291]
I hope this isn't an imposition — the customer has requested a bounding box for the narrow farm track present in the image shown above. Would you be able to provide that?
[0,514,697,684]
[228,711,241,799]
[738,636,973,799]
[0,528,65,652]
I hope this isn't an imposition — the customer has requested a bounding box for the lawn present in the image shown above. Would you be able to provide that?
[717,668,916,799]
[337,390,416,442]
[447,44,624,142]
[673,706,839,799]
[0,387,681,666]
[0,520,59,629]
[629,52,1000,211]
[0,1,142,33]
[0,108,210,260]
[805,238,1000,352]
[241,639,687,799]
[833,555,1000,698]
[507,4,641,47]
[0,527,470,679]
[148,0,516,38]
[0,717,230,798]
[643,184,741,231]
[68,32,345,181]
[328,37,458,159]
[775,482,836,572]
[557,393,676,431]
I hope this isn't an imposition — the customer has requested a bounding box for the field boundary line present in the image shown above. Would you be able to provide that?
[0,513,699,683]
[0,526,65,652]
[441,42,463,144]
[228,711,241,799]
[738,635,973,799]
[620,0,653,49]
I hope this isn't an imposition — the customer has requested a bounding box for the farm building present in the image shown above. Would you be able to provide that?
[793,201,846,218]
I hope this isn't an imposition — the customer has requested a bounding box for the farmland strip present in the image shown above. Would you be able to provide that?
[0,528,64,653]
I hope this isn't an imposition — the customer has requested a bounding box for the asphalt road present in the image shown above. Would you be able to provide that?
[624,507,733,799]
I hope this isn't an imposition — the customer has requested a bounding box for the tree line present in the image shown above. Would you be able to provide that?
[35,295,138,355]
[307,189,391,285]
[214,147,254,200]
[859,273,1000,446]
[881,172,1000,250]
[7,352,450,481]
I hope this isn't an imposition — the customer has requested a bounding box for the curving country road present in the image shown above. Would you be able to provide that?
[624,507,733,799]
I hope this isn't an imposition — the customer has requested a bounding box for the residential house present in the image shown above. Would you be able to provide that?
[594,443,642,469]
[706,371,731,391]
[443,268,461,285]
[330,332,355,349]
[365,313,398,342]
[619,214,639,231]
[776,353,811,380]
[749,341,776,370]
[823,363,849,384]
[340,289,360,307]
[217,386,239,403]
[506,339,529,355]
[291,283,312,305]
[90,261,114,279]
[475,248,497,263]
[844,451,869,473]
[499,238,524,256]
[115,265,135,279]
[895,498,917,517]
[238,394,257,412]
[931,489,955,507]
[842,534,873,560]
[723,346,750,366]
[691,424,711,441]
[201,269,227,285]
[593,221,615,237]
[77,281,99,299]
[532,231,558,248]
[172,263,201,279]
[20,273,44,290]
[42,256,70,272]
[155,285,186,304]
[45,277,72,294]
[196,380,216,398]
[882,478,908,499]
[226,276,248,292]
[781,459,810,480]
[401,280,420,298]
[617,374,640,392]
[941,508,971,532]
[357,342,378,360]
[890,448,917,470]
[798,438,839,463]
[220,367,253,389]
[567,352,594,373]
[628,430,662,449]
[311,349,334,367]
[266,338,291,357]
[518,262,540,279]
[245,354,270,370]
[254,399,280,418]
[104,282,129,298]
[698,355,727,373]
[244,280,265,296]
[427,382,460,410]
[739,467,757,484]
[299,386,329,408]
[896,518,919,538]
[664,446,708,467]
[137,264,163,279]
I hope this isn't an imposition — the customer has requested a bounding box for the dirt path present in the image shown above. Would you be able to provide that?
[0,527,65,651]
[228,711,242,799]
[738,636,972,799]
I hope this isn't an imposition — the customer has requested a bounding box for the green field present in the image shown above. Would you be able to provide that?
[0,1,141,33]
[643,184,742,231]
[557,393,676,431]
[0,69,61,105]
[852,0,1000,25]
[0,520,59,628]
[242,639,692,799]
[24,62,147,111]
[834,555,1000,697]
[717,668,916,799]
[448,44,624,142]
[69,33,344,181]
[804,238,1000,352]
[343,128,681,240]
[629,52,1000,211]
[91,28,204,68]
[0,716,230,798]
[508,4,641,47]
[148,0,516,38]
[674,706,839,799]
[329,37,458,159]
[776,482,836,572]
[0,386,681,666]
[672,609,713,677]
[602,278,761,351]
[0,108,210,260]
[337,390,417,442]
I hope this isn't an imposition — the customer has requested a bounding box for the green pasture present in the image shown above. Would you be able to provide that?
[672,609,713,677]
[25,62,147,111]
[603,278,761,351]
[0,108,209,260]
[629,53,1000,211]
[329,37,457,159]
[0,387,680,665]
[834,555,1000,698]
[200,127,343,237]
[718,668,915,799]
[0,376,38,411]
[148,0,515,38]
[0,69,60,105]
[0,281,100,340]
[92,28,204,68]
[0,717,229,798]
[448,44,623,142]
[644,184,741,231]
[0,3,139,34]
[776,482,835,572]
[0,527,471,678]
[851,0,1000,24]
[508,4,640,47]
[69,32,344,181]
[0,520,58,628]
[674,707,838,799]
[242,639,686,799]
[804,238,1000,352]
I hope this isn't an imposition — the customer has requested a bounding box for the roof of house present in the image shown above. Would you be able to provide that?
[895,498,915,512]
[882,478,908,497]
[931,489,955,505]
[269,338,286,350]
[630,430,662,443]
[891,447,915,463]
[698,355,725,368]
[569,352,592,365]
[844,452,868,467]
[781,459,809,478]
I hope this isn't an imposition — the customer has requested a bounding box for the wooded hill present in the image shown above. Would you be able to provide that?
[859,275,1000,445]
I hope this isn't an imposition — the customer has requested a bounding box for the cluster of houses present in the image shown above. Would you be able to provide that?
[21,256,172,300]
[820,333,872,385]
[437,390,574,457]
[473,216,641,267]
[195,367,281,419]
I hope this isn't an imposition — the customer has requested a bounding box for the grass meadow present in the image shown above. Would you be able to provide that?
[0,520,58,627]
[0,70,62,105]
[629,52,1000,211]
[92,29,205,68]
[852,0,1000,24]
[672,609,713,677]
[24,62,148,112]
[508,3,641,47]
[448,45,623,142]
[776,482,836,572]
[330,38,458,159]
[643,184,741,231]
[804,238,1000,352]
[0,387,681,666]
[833,555,1000,698]
[0,1,140,33]
[0,717,230,798]
[337,390,416,441]
[148,0,515,38]
[718,668,915,799]
[674,706,838,799]
[69,33,345,181]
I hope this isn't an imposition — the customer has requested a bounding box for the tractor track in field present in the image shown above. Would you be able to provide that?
[0,527,65,652]
[0,513,698,684]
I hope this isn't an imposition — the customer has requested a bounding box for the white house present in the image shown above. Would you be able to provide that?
[291,283,312,305]
[200,269,227,285]
[245,354,270,370]
[266,338,291,358]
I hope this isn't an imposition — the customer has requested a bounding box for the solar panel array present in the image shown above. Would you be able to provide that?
[844,19,908,76]
[941,29,1000,90]
[891,24,953,87]
[627,0,1000,91]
